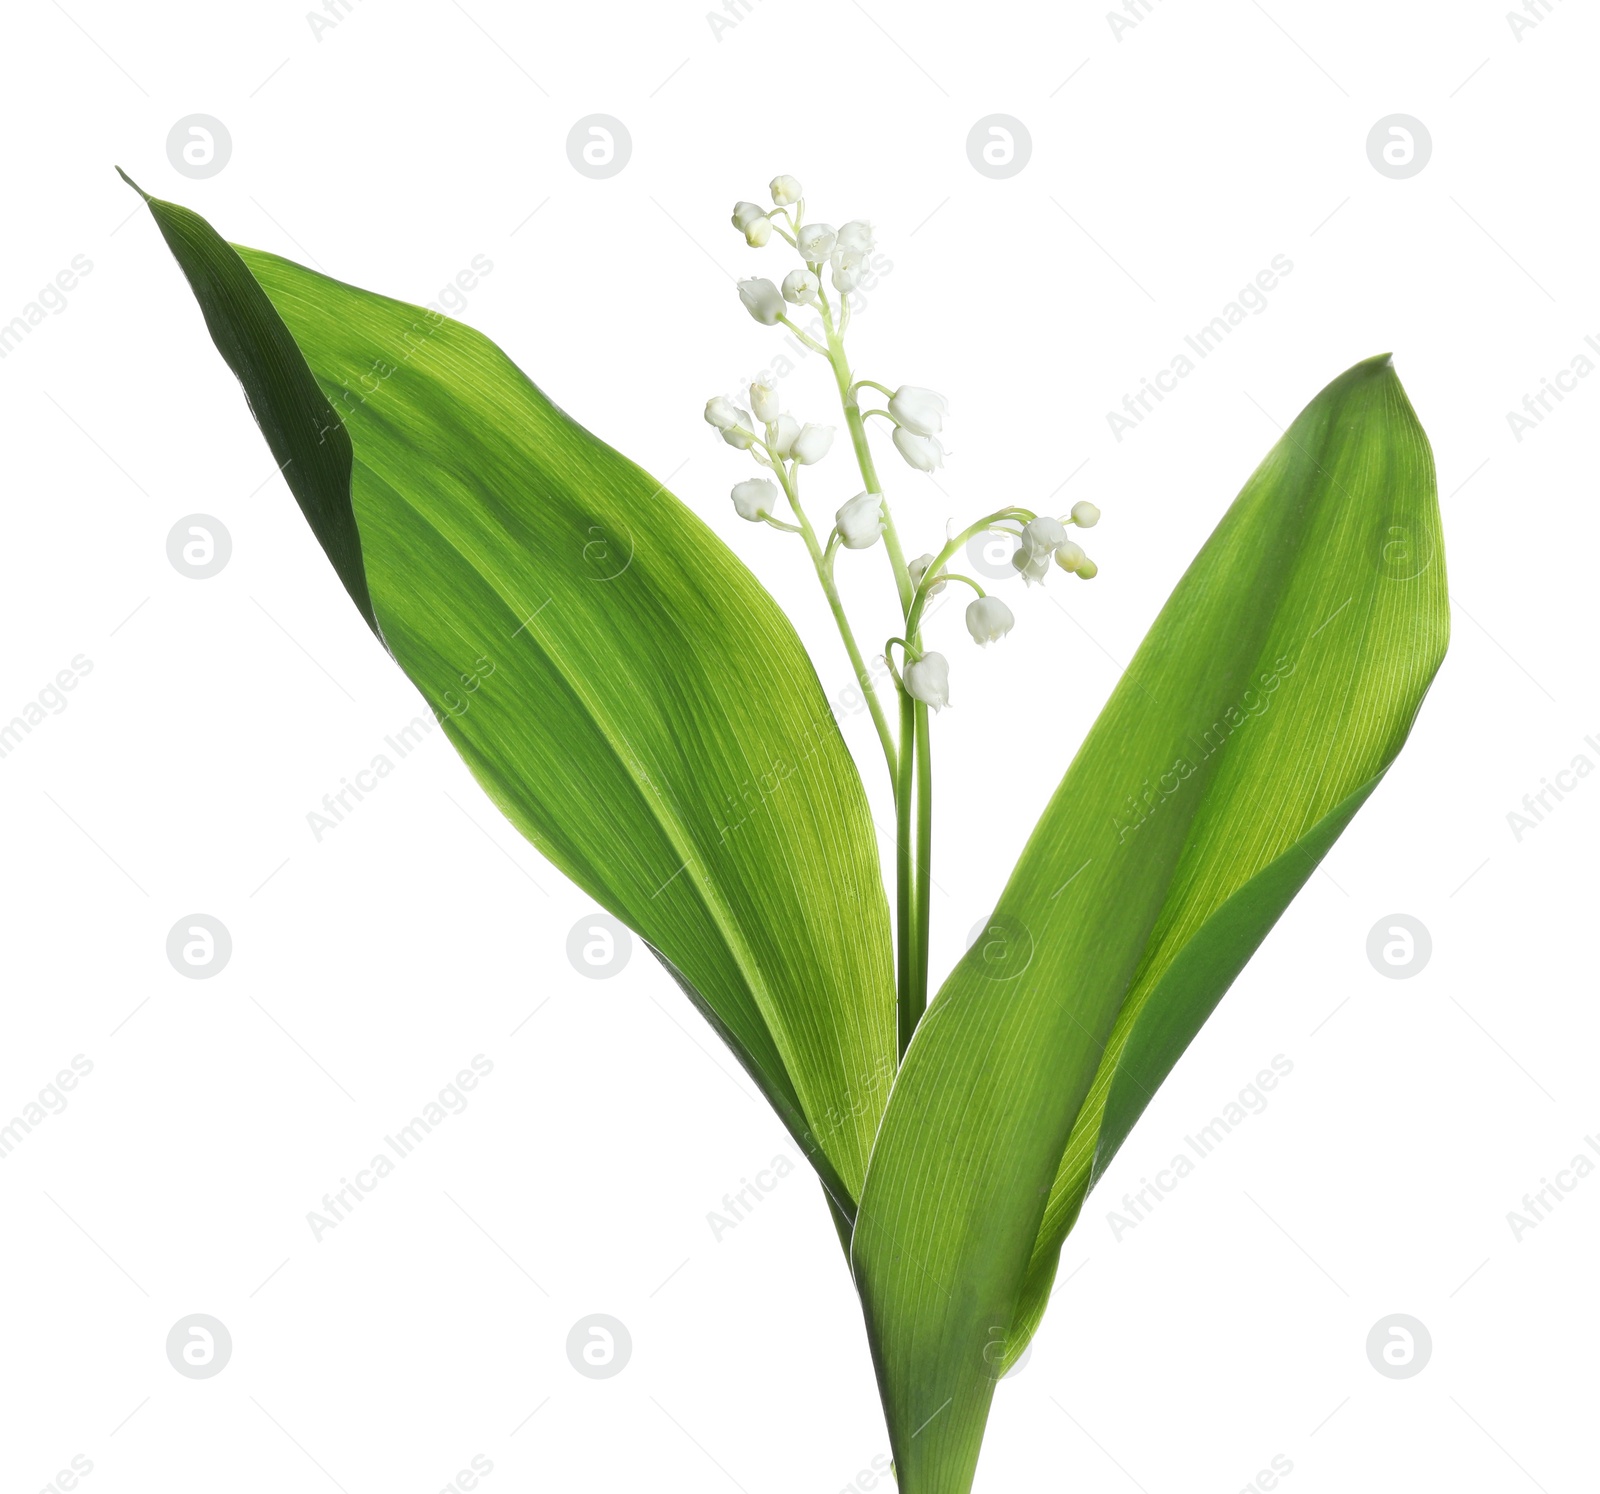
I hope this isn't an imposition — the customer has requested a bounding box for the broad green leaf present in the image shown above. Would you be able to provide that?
[127,178,896,1210]
[851,355,1447,1493]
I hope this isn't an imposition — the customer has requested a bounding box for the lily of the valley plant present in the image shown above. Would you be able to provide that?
[124,166,1447,1493]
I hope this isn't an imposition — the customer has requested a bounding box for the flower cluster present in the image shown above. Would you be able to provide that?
[701,174,1104,722]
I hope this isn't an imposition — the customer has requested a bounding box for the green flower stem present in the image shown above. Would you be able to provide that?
[816,283,925,1049]
[914,697,932,1032]
[774,462,898,781]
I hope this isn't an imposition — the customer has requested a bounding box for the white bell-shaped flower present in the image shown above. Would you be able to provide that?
[704,395,743,430]
[770,174,802,206]
[769,414,800,458]
[749,382,780,424]
[904,651,950,711]
[731,478,779,521]
[965,595,1015,647]
[1013,546,1051,586]
[892,426,944,471]
[831,250,869,292]
[731,201,766,233]
[782,268,820,305]
[1021,516,1068,558]
[1054,540,1086,573]
[835,492,885,550]
[908,553,947,596]
[738,278,786,325]
[888,386,947,436]
[836,220,874,254]
[790,423,835,465]
[796,222,837,261]
[744,215,773,248]
[1071,500,1101,528]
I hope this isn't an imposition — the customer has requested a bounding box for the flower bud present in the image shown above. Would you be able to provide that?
[796,222,837,261]
[1013,547,1051,586]
[965,595,1015,647]
[744,215,773,248]
[1075,558,1099,580]
[782,268,820,305]
[738,278,786,325]
[704,395,744,430]
[790,423,835,465]
[888,386,948,436]
[1021,516,1067,558]
[731,201,766,232]
[721,421,758,450]
[770,174,802,206]
[908,553,947,596]
[904,652,950,712]
[1054,541,1086,573]
[836,492,885,550]
[769,414,800,458]
[731,478,779,521]
[1071,501,1101,528]
[892,426,944,472]
[749,382,780,424]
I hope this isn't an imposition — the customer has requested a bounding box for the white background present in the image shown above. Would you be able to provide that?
[1,1,1595,1490]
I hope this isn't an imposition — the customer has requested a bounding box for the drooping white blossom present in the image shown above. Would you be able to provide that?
[738,278,786,325]
[892,426,944,471]
[1013,546,1051,585]
[836,220,874,254]
[731,201,766,233]
[904,651,950,711]
[831,251,869,292]
[769,414,800,458]
[796,223,837,261]
[770,174,802,206]
[731,478,779,521]
[782,268,820,305]
[1021,516,1068,558]
[790,423,835,465]
[888,386,947,436]
[965,595,1015,647]
[836,492,886,550]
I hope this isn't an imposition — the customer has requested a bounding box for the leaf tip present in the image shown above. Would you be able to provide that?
[115,165,151,201]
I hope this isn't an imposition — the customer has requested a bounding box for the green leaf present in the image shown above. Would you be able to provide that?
[851,354,1448,1493]
[127,176,897,1211]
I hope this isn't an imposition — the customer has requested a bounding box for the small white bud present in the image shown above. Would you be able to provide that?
[888,386,948,436]
[1075,558,1099,580]
[965,595,1015,647]
[770,174,802,206]
[796,222,837,261]
[782,268,820,305]
[738,278,786,325]
[1054,541,1086,573]
[908,553,947,596]
[749,382,780,424]
[903,652,950,711]
[790,423,835,465]
[1071,501,1101,528]
[836,492,885,550]
[731,478,779,521]
[769,414,800,458]
[721,421,758,450]
[704,395,743,430]
[744,215,773,248]
[1021,516,1068,558]
[1013,547,1051,586]
[731,201,766,233]
[892,426,944,472]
